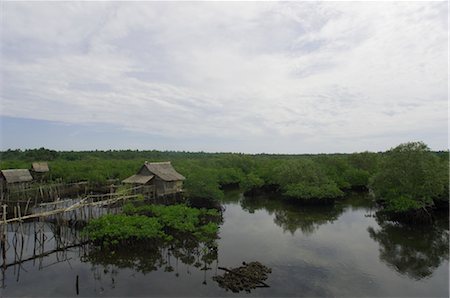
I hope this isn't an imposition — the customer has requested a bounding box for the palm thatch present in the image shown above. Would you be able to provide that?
[142,162,185,181]
[122,174,154,185]
[32,162,49,173]
[1,169,33,184]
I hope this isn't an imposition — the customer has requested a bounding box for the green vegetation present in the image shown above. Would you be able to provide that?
[370,142,448,217]
[271,159,343,200]
[83,214,166,246]
[83,204,221,247]
[1,142,448,216]
[123,203,219,242]
[0,148,377,201]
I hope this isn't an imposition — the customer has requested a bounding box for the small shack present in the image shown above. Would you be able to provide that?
[122,161,185,197]
[31,162,50,181]
[0,169,34,194]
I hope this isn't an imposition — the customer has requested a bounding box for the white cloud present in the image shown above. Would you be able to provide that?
[0,2,447,152]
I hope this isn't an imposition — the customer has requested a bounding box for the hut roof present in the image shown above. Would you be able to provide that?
[122,174,154,184]
[143,162,185,181]
[1,169,33,184]
[32,162,49,173]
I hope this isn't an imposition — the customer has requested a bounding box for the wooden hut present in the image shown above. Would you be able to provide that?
[122,161,185,197]
[0,169,33,194]
[31,162,50,181]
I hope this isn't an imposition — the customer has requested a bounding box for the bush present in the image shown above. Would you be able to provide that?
[103,203,221,245]
[370,142,447,214]
[83,214,166,246]
[343,168,370,189]
[241,173,264,192]
[272,159,343,200]
[183,168,224,200]
[284,182,343,200]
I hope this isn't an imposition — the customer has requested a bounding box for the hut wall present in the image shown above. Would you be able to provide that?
[0,177,5,196]
[6,182,30,193]
[31,171,48,182]
[136,164,183,196]
[175,181,183,191]
[154,178,180,196]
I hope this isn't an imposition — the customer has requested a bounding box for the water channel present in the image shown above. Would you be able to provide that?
[1,191,448,296]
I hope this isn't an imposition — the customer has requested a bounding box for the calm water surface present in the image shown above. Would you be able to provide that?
[1,191,448,297]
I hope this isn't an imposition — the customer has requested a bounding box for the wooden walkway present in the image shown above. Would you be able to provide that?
[0,184,145,224]
[1,194,139,225]
[0,190,144,287]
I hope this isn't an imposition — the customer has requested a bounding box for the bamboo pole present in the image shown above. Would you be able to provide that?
[3,194,139,224]
[4,242,88,269]
[1,205,7,269]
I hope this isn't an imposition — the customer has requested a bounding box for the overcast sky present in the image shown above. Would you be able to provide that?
[0,2,448,153]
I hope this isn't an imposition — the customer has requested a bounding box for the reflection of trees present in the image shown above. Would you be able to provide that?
[82,228,219,287]
[273,206,343,235]
[240,195,345,235]
[368,214,449,280]
[85,239,218,275]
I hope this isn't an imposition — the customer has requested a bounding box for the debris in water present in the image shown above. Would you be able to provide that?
[213,261,272,293]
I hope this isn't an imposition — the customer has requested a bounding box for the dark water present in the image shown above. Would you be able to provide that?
[1,191,448,297]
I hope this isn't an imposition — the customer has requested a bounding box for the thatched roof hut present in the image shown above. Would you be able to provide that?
[122,161,185,196]
[141,161,185,181]
[122,174,154,185]
[0,169,33,184]
[31,162,49,173]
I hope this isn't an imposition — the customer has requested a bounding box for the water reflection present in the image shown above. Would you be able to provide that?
[82,217,221,286]
[240,195,346,235]
[368,214,449,280]
[84,239,218,278]
[1,192,448,296]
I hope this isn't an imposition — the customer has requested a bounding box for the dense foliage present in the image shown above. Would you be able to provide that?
[123,203,219,242]
[0,148,378,201]
[370,142,448,214]
[83,204,220,247]
[271,159,343,200]
[1,142,448,213]
[83,214,166,246]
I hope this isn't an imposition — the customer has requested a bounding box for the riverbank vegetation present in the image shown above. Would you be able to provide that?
[1,141,448,220]
[82,203,221,276]
[370,142,448,221]
[83,203,221,248]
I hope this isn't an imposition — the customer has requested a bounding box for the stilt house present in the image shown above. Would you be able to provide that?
[0,169,33,194]
[31,162,50,181]
[122,161,185,197]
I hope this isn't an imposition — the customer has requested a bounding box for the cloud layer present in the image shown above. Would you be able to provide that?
[1,2,448,152]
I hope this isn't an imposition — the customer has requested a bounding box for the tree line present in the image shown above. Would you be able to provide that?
[1,142,448,219]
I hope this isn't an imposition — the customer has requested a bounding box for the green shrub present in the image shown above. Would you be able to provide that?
[89,204,220,247]
[284,182,343,200]
[370,142,447,213]
[241,173,264,192]
[182,168,224,200]
[272,159,343,200]
[83,214,167,246]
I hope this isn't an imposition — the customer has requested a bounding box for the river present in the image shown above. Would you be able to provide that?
[1,191,448,297]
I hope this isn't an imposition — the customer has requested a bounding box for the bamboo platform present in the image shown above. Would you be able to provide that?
[0,190,145,288]
[1,193,140,225]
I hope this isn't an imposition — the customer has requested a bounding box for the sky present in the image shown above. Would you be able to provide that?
[0,1,448,154]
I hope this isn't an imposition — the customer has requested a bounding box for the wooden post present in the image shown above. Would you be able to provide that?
[24,197,32,215]
[76,274,79,295]
[1,205,7,269]
[33,221,37,259]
